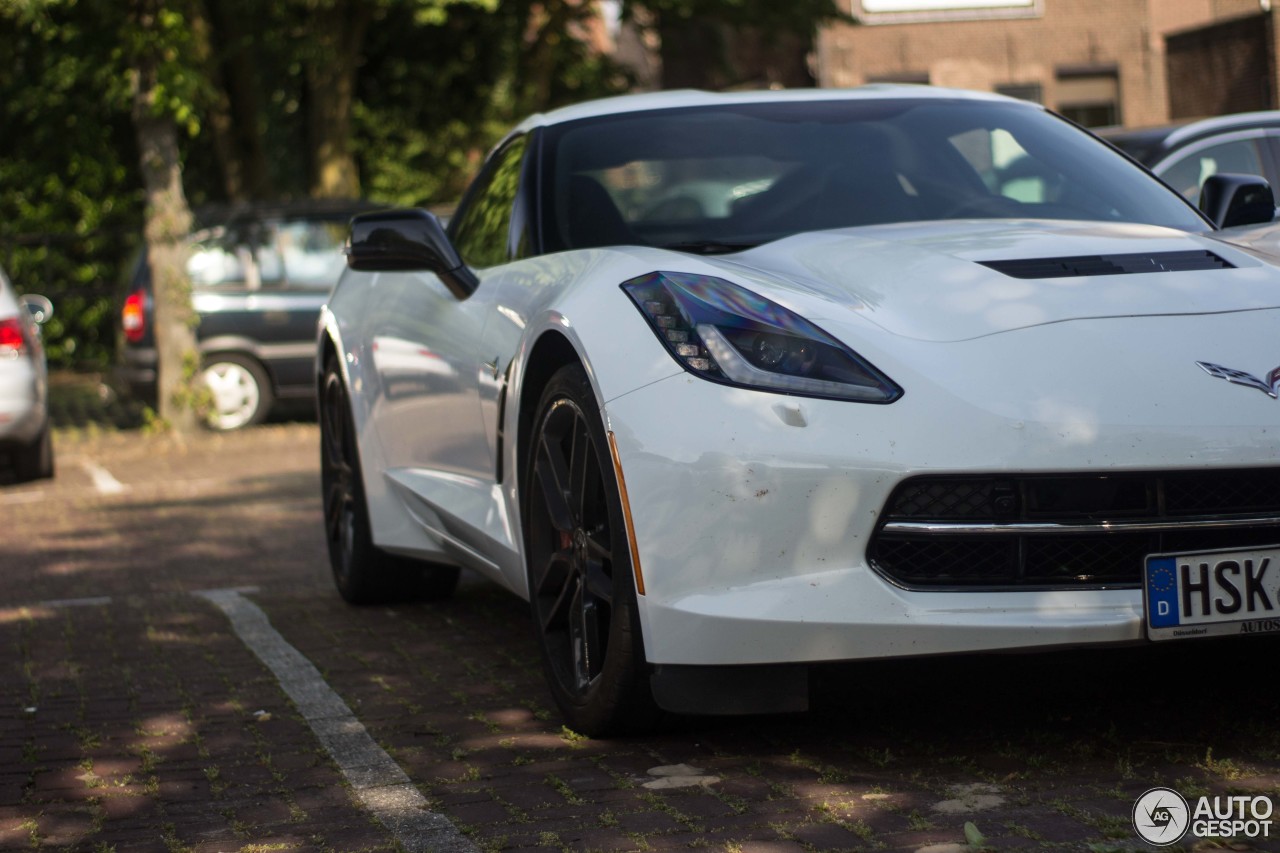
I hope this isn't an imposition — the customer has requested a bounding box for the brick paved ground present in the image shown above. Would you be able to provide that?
[2,409,1279,852]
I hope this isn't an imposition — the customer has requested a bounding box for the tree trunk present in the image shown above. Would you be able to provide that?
[200,0,273,200]
[305,1,372,199]
[130,2,200,433]
[521,0,579,110]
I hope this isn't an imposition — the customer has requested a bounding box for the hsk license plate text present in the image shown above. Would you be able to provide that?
[1145,546,1280,641]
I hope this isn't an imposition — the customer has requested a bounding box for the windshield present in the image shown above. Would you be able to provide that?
[540,98,1209,254]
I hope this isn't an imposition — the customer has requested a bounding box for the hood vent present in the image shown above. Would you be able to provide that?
[980,250,1234,279]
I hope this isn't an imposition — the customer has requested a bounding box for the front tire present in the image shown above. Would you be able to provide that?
[320,358,459,604]
[12,421,54,482]
[523,364,660,736]
[202,354,272,431]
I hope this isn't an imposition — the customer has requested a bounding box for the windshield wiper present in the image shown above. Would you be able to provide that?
[660,240,758,255]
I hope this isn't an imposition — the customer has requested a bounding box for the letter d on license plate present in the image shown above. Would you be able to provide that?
[1145,545,1280,641]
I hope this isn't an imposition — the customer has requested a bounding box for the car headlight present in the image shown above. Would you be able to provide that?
[621,271,902,403]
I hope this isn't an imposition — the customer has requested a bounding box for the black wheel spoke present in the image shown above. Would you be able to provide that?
[541,567,579,635]
[583,559,613,607]
[535,433,575,533]
[324,482,347,544]
[322,378,349,471]
[585,529,611,563]
[533,548,573,600]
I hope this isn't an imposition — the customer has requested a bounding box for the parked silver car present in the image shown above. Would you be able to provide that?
[0,266,53,482]
[1101,112,1280,205]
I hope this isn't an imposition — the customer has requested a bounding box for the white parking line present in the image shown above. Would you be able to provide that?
[194,588,477,853]
[40,597,112,608]
[76,458,128,495]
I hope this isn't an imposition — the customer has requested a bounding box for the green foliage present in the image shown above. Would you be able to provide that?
[355,0,629,206]
[410,0,498,26]
[624,0,847,34]
[0,0,650,372]
[121,3,209,136]
[0,1,143,369]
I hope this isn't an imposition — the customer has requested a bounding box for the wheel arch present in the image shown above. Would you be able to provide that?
[317,333,340,398]
[515,330,584,497]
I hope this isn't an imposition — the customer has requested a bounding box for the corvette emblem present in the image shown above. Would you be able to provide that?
[1196,361,1280,399]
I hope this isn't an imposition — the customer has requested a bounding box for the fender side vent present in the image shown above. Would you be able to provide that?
[980,250,1234,279]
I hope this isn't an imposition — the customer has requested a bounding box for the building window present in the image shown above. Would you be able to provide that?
[869,71,931,85]
[855,0,1042,25]
[995,83,1043,104]
[1056,69,1120,128]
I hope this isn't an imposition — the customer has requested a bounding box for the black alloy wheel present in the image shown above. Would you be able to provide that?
[525,364,658,736]
[321,364,372,601]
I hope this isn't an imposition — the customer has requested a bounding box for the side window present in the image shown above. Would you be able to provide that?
[256,220,348,290]
[186,229,249,287]
[1158,138,1265,203]
[450,136,529,269]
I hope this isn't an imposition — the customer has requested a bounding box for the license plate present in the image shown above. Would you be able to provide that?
[1145,545,1280,640]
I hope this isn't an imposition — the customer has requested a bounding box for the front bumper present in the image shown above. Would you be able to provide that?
[604,370,1279,667]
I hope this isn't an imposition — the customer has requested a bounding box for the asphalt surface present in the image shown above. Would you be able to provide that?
[3,420,1280,852]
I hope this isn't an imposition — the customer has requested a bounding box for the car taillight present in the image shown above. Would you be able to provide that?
[122,290,146,343]
[0,317,27,356]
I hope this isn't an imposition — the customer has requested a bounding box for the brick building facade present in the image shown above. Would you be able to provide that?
[1166,10,1277,118]
[816,0,1269,128]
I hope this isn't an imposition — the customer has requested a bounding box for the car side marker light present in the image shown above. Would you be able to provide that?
[606,430,645,596]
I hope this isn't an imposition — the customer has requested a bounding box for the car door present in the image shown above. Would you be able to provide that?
[367,135,533,571]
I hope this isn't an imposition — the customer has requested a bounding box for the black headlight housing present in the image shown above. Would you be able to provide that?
[622,271,902,403]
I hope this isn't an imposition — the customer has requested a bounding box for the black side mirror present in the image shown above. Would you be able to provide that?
[347,208,478,299]
[1199,173,1277,229]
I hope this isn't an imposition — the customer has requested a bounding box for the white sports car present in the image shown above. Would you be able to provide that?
[317,87,1280,735]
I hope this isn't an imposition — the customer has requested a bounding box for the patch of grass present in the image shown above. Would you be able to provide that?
[20,817,40,847]
[707,786,750,816]
[1198,748,1247,781]
[468,712,502,733]
[847,818,878,845]
[559,726,587,747]
[545,773,584,805]
[862,746,894,768]
[1176,775,1211,798]
[641,791,702,833]
[1003,821,1043,841]
[160,822,191,853]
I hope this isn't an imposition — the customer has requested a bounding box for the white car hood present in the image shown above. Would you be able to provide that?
[706,220,1280,342]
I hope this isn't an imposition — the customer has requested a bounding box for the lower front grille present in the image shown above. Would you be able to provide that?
[869,471,1280,590]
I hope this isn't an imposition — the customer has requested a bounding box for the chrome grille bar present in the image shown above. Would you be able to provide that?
[883,514,1280,536]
